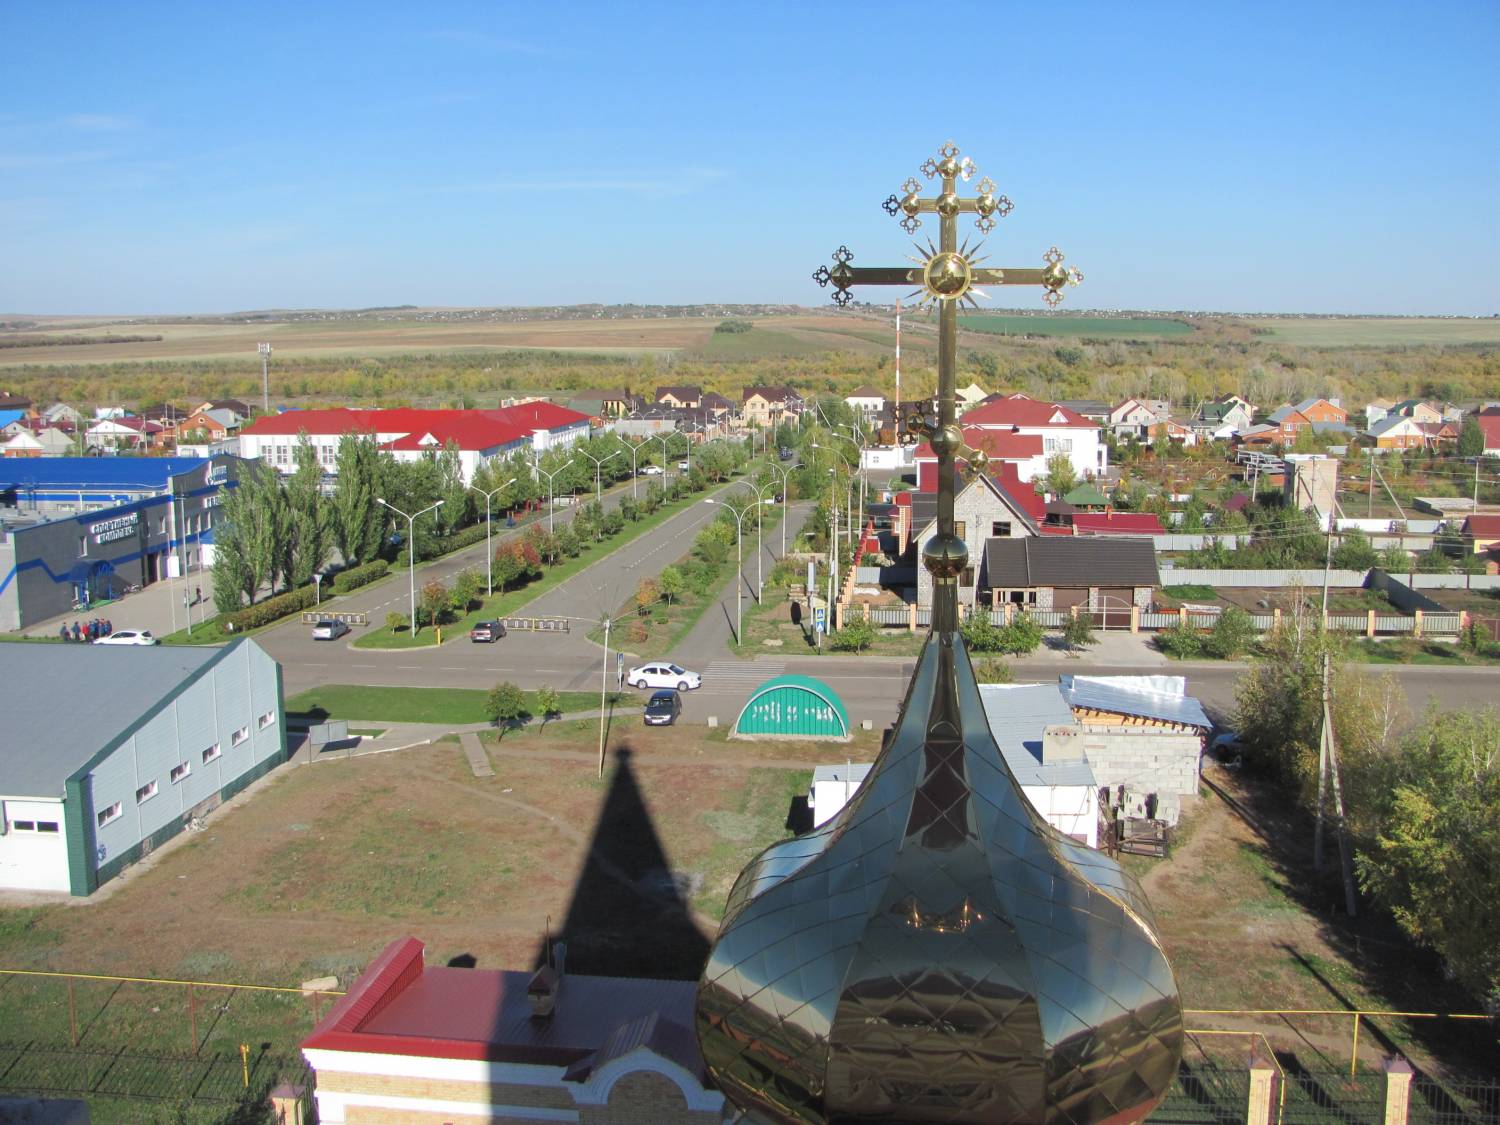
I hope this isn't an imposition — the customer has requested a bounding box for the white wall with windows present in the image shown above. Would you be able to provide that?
[0,798,69,892]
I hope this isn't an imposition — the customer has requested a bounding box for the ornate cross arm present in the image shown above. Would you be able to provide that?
[814,245,1083,309]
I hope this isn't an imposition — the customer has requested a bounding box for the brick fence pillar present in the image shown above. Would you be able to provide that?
[1382,1055,1414,1125]
[1413,609,1424,638]
[1245,1042,1277,1125]
[1367,609,1376,638]
[1131,606,1140,634]
[1273,607,1282,631]
[908,602,917,634]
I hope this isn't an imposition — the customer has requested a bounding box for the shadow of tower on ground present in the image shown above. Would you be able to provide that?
[537,746,711,981]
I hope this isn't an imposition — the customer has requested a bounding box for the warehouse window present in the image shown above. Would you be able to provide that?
[12,820,35,832]
[78,535,88,557]
[202,743,221,764]
[97,802,122,828]
[135,781,158,804]
[170,762,190,784]
[37,821,59,833]
[231,726,249,747]
[257,711,275,730]
[991,521,1012,537]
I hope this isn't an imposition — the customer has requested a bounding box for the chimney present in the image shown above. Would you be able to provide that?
[1042,725,1085,763]
[527,941,566,1019]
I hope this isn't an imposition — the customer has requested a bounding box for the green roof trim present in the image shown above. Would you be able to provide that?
[734,674,850,739]
[1063,483,1110,507]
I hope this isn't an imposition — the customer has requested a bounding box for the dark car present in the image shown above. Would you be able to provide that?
[469,620,506,643]
[778,447,794,461]
[644,689,681,726]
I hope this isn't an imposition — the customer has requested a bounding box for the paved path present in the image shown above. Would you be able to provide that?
[459,731,494,777]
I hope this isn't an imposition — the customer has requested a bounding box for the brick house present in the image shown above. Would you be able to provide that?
[1368,414,1428,449]
[961,393,1106,480]
[1267,397,1347,439]
[908,468,1044,609]
[302,938,727,1124]
[911,426,1047,488]
[172,407,238,444]
[740,385,800,428]
[655,386,702,409]
[981,537,1159,622]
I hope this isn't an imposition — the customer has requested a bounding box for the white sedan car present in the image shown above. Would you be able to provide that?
[627,662,702,691]
[93,629,158,646]
[640,464,664,475]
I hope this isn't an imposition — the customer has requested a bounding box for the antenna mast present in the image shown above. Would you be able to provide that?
[894,298,902,424]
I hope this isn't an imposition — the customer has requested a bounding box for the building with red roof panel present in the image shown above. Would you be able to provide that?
[960,393,1106,480]
[301,937,725,1124]
[912,426,1047,490]
[238,405,590,483]
[1070,511,1167,535]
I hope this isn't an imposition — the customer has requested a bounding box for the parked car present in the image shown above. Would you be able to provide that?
[627,662,702,691]
[1210,730,1244,758]
[311,619,350,641]
[470,620,507,643]
[778,447,794,461]
[677,460,689,470]
[643,689,682,726]
[640,464,664,475]
[93,629,157,646]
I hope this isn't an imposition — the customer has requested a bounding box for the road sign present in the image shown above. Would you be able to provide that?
[814,607,827,633]
[616,651,625,689]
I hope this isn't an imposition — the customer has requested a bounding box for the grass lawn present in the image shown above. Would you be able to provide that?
[1349,637,1500,665]
[959,313,1194,339]
[353,481,726,650]
[284,684,626,724]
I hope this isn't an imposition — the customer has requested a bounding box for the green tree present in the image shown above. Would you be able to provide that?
[1001,610,1044,656]
[420,579,449,631]
[1331,528,1378,570]
[1355,708,1500,1001]
[659,565,685,606]
[385,611,406,634]
[485,681,529,733]
[1379,544,1413,573]
[636,577,660,615]
[434,440,471,532]
[1416,545,1452,574]
[1457,415,1485,458]
[492,541,527,594]
[210,509,251,615]
[961,606,1005,653]
[1042,452,1077,497]
[1157,621,1204,659]
[1061,610,1097,654]
[1206,606,1255,659]
[450,568,482,615]
[286,434,330,589]
[535,685,562,729]
[331,432,385,566]
[829,605,876,652]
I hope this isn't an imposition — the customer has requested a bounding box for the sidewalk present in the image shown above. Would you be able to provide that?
[291,706,642,762]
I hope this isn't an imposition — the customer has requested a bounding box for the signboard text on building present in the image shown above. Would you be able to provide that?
[90,512,139,545]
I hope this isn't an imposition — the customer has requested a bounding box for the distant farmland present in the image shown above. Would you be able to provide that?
[1243,317,1500,347]
[959,314,1194,340]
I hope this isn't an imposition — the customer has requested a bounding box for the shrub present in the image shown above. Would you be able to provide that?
[829,606,876,652]
[1206,606,1255,659]
[1157,621,1204,659]
[535,685,561,726]
[385,611,406,633]
[1000,611,1044,656]
[227,585,319,632]
[961,607,1005,653]
[1061,611,1097,652]
[627,620,649,645]
[485,681,529,730]
[974,659,1015,684]
[636,578,660,615]
[331,559,390,594]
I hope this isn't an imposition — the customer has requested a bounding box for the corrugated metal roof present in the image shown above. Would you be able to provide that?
[977,684,1097,788]
[811,764,873,786]
[1060,674,1212,729]
[0,456,212,493]
[983,537,1160,588]
[0,643,230,798]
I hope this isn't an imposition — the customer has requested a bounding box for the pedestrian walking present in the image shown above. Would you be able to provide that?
[59,622,70,642]
[71,621,82,642]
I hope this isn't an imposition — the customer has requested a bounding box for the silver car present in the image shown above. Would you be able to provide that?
[93,629,158,646]
[312,619,351,641]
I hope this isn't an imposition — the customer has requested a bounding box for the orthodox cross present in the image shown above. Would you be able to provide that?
[813,141,1081,633]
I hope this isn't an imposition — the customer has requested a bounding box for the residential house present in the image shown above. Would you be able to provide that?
[961,393,1107,479]
[699,391,735,420]
[1461,515,1500,557]
[908,467,1043,609]
[85,416,165,451]
[195,399,252,425]
[956,382,990,411]
[172,408,239,445]
[1056,399,1112,424]
[0,393,34,413]
[844,385,886,424]
[1368,414,1428,449]
[654,385,702,409]
[0,430,45,457]
[912,425,1047,489]
[0,410,27,439]
[1193,395,1254,438]
[1477,410,1500,456]
[40,403,84,428]
[741,385,800,428]
[566,389,637,420]
[1069,512,1166,536]
[1418,420,1458,446]
[1391,399,1443,424]
[1267,397,1347,439]
[981,536,1159,621]
[1108,398,1168,441]
[1147,418,1197,447]
[1363,398,1395,429]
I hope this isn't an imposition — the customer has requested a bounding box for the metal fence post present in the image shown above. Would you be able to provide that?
[1246,1041,1277,1125]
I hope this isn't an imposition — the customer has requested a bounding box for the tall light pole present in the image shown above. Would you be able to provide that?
[741,479,778,600]
[622,435,650,499]
[575,449,620,504]
[705,496,756,644]
[827,467,839,634]
[761,461,792,562]
[535,461,567,534]
[471,477,517,596]
[377,497,444,634]
[598,611,613,777]
[257,343,272,415]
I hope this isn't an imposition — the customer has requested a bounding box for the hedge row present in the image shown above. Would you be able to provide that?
[331,559,389,594]
[227,585,319,632]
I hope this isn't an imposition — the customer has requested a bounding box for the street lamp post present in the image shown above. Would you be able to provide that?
[705,496,757,645]
[827,467,839,635]
[761,462,792,563]
[534,462,567,534]
[471,477,517,596]
[598,612,612,777]
[741,479,778,600]
[621,436,651,499]
[377,497,444,635]
[575,449,620,504]
[257,342,272,415]
[654,434,677,484]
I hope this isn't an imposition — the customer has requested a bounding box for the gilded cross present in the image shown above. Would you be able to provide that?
[813,141,1082,633]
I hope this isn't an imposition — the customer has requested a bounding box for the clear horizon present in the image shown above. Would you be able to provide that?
[3,1,1497,318]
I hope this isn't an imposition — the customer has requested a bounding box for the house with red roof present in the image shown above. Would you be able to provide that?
[1462,515,1500,560]
[960,393,1106,480]
[1475,410,1500,457]
[912,425,1048,489]
[1070,511,1167,535]
[238,405,590,483]
[301,937,725,1125]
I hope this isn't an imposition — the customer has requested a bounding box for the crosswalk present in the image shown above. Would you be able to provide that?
[701,660,785,690]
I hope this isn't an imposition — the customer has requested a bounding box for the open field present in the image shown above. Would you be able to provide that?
[959,313,1195,339]
[1244,317,1500,347]
[0,311,907,367]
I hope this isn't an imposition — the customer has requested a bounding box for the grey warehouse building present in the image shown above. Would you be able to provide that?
[0,639,285,895]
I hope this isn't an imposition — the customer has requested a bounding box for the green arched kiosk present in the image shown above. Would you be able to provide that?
[733,674,850,740]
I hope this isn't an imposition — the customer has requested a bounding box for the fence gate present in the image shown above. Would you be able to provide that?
[1472,616,1500,642]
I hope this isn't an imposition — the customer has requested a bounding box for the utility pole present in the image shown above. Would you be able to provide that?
[597,614,612,777]
[1368,449,1374,518]
[894,298,902,424]
[1313,652,1359,916]
[257,343,272,415]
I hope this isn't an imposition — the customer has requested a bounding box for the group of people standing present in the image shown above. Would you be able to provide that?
[60,619,112,642]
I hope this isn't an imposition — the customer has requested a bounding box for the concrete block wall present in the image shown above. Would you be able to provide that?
[1079,729,1202,799]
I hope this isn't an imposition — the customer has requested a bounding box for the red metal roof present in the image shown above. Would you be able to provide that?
[241,405,589,451]
[1071,512,1166,534]
[1478,415,1500,449]
[1463,515,1500,537]
[961,393,1096,429]
[912,427,1044,461]
[302,938,703,1069]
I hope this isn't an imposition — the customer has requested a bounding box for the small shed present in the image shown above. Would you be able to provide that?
[734,675,850,740]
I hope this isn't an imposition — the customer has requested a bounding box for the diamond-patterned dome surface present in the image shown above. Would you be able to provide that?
[695,631,1183,1124]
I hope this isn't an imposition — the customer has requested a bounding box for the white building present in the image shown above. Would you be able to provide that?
[0,640,285,895]
[960,393,1107,479]
[238,405,591,484]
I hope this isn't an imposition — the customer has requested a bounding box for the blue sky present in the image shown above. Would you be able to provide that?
[2,1,1497,316]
